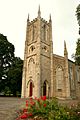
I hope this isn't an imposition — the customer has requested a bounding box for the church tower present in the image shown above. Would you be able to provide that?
[21,7,53,98]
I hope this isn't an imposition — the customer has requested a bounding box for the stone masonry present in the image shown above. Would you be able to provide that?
[21,7,80,99]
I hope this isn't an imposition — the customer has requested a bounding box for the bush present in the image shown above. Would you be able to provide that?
[16,96,80,120]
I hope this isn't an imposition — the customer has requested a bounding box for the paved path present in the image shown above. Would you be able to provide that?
[0,97,26,120]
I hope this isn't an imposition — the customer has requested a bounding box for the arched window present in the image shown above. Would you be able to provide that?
[76,70,80,82]
[34,25,37,40]
[41,24,46,41]
[43,24,46,41]
[28,58,35,74]
[70,67,75,90]
[28,26,33,43]
[56,66,63,91]
[46,27,49,41]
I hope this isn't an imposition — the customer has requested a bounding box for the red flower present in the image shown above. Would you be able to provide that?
[41,96,46,101]
[23,108,27,112]
[34,97,40,102]
[16,117,20,120]
[43,103,46,107]
[29,113,33,116]
[30,97,33,101]
[26,100,28,103]
[20,113,28,119]
[26,103,28,107]
[34,97,37,100]
[30,101,35,106]
[37,98,41,102]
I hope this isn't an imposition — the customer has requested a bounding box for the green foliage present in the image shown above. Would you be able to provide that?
[0,33,14,92]
[0,33,23,96]
[75,4,80,64]
[75,38,80,65]
[76,4,80,34]
[4,86,11,96]
[6,57,23,96]
[16,97,80,120]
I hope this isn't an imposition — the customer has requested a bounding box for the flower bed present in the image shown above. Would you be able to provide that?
[16,96,80,120]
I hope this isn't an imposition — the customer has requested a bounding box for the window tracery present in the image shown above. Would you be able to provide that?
[76,69,80,83]
[56,66,63,90]
[28,58,35,74]
[70,67,75,89]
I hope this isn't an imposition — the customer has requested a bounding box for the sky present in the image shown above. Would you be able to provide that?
[0,0,80,60]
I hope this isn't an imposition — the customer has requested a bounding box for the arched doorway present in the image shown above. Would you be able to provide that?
[29,82,33,97]
[43,81,46,96]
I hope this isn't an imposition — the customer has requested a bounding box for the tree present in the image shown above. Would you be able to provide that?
[76,4,80,34]
[75,38,80,65]
[0,33,23,96]
[0,34,14,92]
[6,57,23,96]
[75,4,80,65]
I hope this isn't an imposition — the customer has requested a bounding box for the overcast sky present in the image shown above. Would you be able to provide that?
[0,0,80,60]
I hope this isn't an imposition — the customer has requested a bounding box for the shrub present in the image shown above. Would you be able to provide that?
[16,97,80,120]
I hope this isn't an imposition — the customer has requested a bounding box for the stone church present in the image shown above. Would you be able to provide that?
[21,7,80,99]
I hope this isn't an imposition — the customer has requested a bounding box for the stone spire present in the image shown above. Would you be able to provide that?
[38,5,41,18]
[27,14,29,22]
[49,14,52,22]
[64,40,68,57]
[64,40,70,98]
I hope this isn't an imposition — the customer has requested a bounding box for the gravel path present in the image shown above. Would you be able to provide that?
[0,97,26,120]
[0,97,80,120]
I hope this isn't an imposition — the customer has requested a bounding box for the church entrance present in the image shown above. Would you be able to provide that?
[43,81,46,96]
[29,82,33,97]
